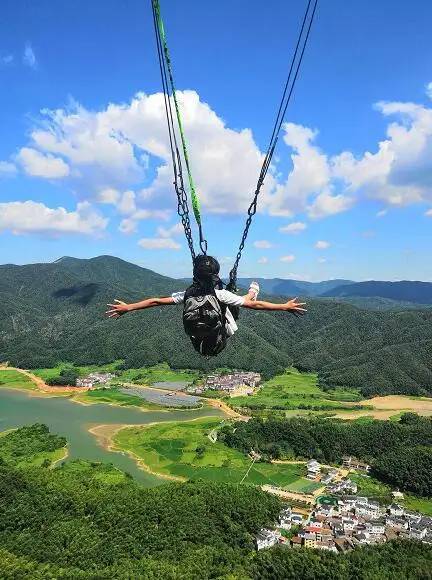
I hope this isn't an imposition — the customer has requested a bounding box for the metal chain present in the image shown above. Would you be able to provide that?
[151,0,207,258]
[151,0,197,262]
[228,0,318,290]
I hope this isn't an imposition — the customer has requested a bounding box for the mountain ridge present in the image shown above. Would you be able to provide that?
[1,255,432,397]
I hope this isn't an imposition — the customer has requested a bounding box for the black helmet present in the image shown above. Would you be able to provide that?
[193,255,220,278]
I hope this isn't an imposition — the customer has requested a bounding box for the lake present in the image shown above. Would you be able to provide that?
[0,388,224,485]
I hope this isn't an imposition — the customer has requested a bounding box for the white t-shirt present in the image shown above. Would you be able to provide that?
[172,289,245,337]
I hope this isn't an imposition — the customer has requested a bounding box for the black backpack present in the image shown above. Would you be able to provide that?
[183,284,228,356]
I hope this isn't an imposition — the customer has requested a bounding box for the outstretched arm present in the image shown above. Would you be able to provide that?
[242,296,307,316]
[106,297,175,318]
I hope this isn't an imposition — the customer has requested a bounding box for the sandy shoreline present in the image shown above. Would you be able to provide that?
[88,423,184,482]
[50,446,69,468]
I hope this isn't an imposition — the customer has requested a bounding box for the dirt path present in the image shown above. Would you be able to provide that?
[204,397,248,420]
[0,365,89,394]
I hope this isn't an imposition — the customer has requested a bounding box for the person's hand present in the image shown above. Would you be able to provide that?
[285,297,307,317]
[105,299,130,319]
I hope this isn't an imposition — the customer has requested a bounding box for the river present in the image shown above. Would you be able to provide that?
[0,388,225,485]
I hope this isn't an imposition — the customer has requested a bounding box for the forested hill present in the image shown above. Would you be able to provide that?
[1,255,432,396]
[238,278,432,307]
[322,280,432,304]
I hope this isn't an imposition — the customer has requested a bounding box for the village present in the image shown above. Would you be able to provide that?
[256,457,432,552]
[188,371,262,397]
[256,496,432,553]
[76,372,116,388]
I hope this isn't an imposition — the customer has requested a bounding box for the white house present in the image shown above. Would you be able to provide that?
[370,520,386,535]
[307,459,321,479]
[278,508,292,530]
[315,504,334,518]
[388,504,404,517]
[356,501,382,519]
[409,524,427,540]
[342,518,356,532]
[256,529,281,550]
[291,513,304,525]
[385,516,408,530]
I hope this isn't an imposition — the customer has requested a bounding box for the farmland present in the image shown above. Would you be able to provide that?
[0,369,36,391]
[228,368,365,413]
[114,417,322,492]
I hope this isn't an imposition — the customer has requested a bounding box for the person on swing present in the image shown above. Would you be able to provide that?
[106,255,306,356]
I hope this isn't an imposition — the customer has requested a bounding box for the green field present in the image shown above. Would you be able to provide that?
[350,473,393,501]
[33,362,200,386]
[0,426,67,468]
[116,362,200,385]
[114,417,321,492]
[351,473,432,516]
[0,370,36,391]
[32,361,120,382]
[73,387,165,410]
[56,458,130,486]
[229,368,363,412]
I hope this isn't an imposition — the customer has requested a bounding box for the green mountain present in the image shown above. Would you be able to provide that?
[238,277,432,309]
[322,280,432,304]
[1,255,432,397]
[237,277,353,297]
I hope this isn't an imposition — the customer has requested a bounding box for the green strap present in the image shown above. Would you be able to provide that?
[154,0,203,229]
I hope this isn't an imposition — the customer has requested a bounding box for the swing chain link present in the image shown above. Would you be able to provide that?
[228,175,264,290]
[175,179,196,260]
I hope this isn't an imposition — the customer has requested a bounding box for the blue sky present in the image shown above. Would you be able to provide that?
[1,0,432,281]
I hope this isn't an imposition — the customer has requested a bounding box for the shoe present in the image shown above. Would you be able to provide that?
[249,281,260,301]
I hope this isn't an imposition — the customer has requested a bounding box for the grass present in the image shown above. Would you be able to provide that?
[229,368,363,412]
[350,473,393,502]
[114,417,321,493]
[116,363,200,386]
[32,361,122,382]
[33,362,200,387]
[0,429,67,468]
[350,473,432,516]
[402,495,432,516]
[56,458,130,485]
[0,370,36,391]
[73,387,165,410]
[14,446,67,468]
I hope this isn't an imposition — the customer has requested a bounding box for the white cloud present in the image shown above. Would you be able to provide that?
[280,254,295,262]
[97,188,120,204]
[0,54,13,66]
[0,201,107,236]
[0,161,17,176]
[23,43,37,69]
[333,97,432,207]
[307,191,354,219]
[376,209,388,218]
[267,123,333,217]
[317,257,327,264]
[18,148,69,178]
[254,240,273,249]
[157,223,183,238]
[118,190,137,215]
[426,82,432,100]
[425,209,432,217]
[20,91,270,218]
[279,221,307,235]
[138,237,181,250]
[287,272,311,281]
[258,256,268,264]
[315,240,330,250]
[7,84,432,231]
